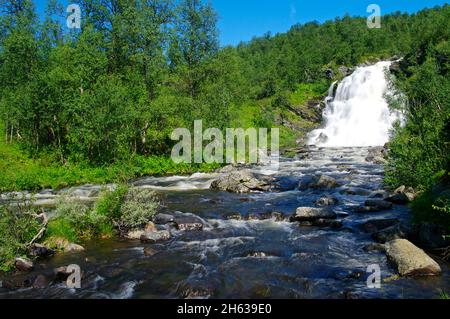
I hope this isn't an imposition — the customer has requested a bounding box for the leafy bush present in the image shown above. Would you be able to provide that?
[0,206,41,272]
[94,185,130,221]
[119,188,160,229]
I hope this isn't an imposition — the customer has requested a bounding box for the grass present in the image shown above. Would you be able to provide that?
[0,136,220,192]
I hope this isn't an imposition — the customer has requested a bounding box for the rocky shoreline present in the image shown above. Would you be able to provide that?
[0,146,448,297]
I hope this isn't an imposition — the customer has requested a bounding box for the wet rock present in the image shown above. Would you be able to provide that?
[365,146,388,164]
[145,221,157,232]
[173,213,205,231]
[361,218,400,233]
[15,257,34,272]
[66,243,85,252]
[363,243,386,253]
[140,230,171,243]
[54,266,76,281]
[299,174,339,190]
[356,199,393,212]
[247,252,267,258]
[29,243,55,258]
[373,224,411,243]
[369,190,389,199]
[272,176,298,192]
[299,219,343,229]
[45,237,85,252]
[386,186,417,204]
[32,274,50,289]
[143,247,158,256]
[338,65,354,77]
[315,195,339,207]
[248,214,263,221]
[224,212,243,221]
[412,223,450,249]
[153,213,175,225]
[340,187,371,196]
[125,229,146,240]
[389,61,402,76]
[386,239,441,276]
[260,212,285,221]
[324,68,334,79]
[291,207,337,222]
[210,170,272,193]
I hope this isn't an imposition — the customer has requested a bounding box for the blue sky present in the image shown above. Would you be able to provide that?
[33,0,449,46]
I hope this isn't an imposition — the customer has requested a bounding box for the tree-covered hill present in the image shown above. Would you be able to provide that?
[0,1,448,199]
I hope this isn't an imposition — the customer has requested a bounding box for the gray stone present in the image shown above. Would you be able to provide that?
[299,174,339,190]
[315,196,339,207]
[29,243,54,258]
[210,170,272,193]
[153,213,175,225]
[140,230,171,243]
[291,207,337,222]
[386,239,441,276]
[15,257,34,272]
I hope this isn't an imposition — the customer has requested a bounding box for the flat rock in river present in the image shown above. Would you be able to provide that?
[386,239,441,276]
[290,207,337,222]
[298,174,339,190]
[210,170,272,193]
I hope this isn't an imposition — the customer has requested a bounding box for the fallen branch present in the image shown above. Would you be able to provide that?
[27,210,49,247]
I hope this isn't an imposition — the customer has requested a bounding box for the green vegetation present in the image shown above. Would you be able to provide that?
[0,204,41,271]
[383,7,450,229]
[0,185,160,271]
[0,1,449,235]
[1,1,448,194]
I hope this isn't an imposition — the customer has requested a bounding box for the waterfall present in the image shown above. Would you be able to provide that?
[308,61,402,147]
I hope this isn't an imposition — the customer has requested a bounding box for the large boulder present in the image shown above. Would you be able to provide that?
[299,174,339,191]
[386,186,417,204]
[210,170,272,193]
[174,214,204,232]
[153,213,175,225]
[290,207,337,222]
[365,146,388,164]
[140,230,171,243]
[28,243,55,258]
[315,196,339,207]
[356,199,393,212]
[15,257,34,272]
[386,239,441,276]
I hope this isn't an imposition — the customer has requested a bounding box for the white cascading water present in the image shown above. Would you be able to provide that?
[308,61,402,147]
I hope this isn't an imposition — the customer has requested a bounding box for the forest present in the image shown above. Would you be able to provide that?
[0,1,449,225]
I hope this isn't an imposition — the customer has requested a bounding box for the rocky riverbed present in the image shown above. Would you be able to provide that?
[0,146,449,299]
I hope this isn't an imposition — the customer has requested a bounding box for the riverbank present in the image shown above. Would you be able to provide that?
[0,135,220,193]
[1,146,449,299]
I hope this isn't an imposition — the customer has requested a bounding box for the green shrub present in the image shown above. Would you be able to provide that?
[0,206,41,272]
[119,188,160,229]
[94,185,130,221]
